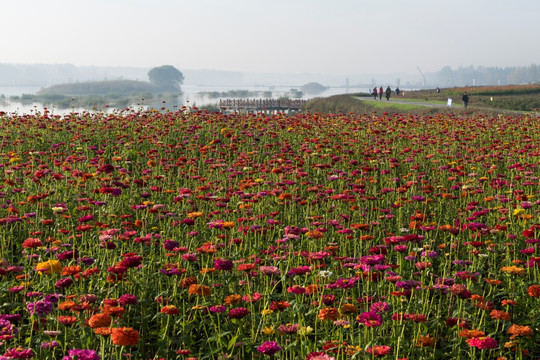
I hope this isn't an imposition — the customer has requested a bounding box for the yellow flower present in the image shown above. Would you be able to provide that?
[261,309,274,316]
[35,260,62,274]
[297,326,313,336]
[513,208,525,216]
[262,325,274,335]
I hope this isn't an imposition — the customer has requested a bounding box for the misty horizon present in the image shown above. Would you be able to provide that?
[1,62,538,91]
[2,0,540,78]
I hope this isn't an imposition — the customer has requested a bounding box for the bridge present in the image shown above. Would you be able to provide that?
[218,98,307,113]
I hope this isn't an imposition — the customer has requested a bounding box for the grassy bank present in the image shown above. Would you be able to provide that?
[303,84,540,115]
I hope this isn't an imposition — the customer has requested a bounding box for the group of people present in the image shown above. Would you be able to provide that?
[370,86,471,108]
[372,86,398,101]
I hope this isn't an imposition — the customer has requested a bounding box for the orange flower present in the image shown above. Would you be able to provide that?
[305,284,322,295]
[501,299,518,307]
[306,230,323,239]
[527,284,540,297]
[57,316,77,326]
[88,313,112,328]
[507,324,533,339]
[416,334,436,348]
[222,221,235,229]
[470,294,484,302]
[160,305,179,315]
[111,327,139,346]
[277,193,292,200]
[224,294,242,306]
[501,266,525,275]
[459,329,485,339]
[179,276,197,289]
[62,265,82,276]
[340,303,358,315]
[102,306,125,317]
[188,284,211,297]
[200,267,216,274]
[58,301,77,311]
[318,307,339,321]
[94,327,112,336]
[490,310,511,321]
[351,223,370,230]
[484,278,502,286]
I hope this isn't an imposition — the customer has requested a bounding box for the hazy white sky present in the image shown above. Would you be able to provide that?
[2,0,539,75]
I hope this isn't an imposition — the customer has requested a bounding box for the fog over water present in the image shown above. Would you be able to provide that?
[1,84,377,115]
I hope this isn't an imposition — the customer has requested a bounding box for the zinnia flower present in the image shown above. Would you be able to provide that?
[22,238,43,248]
[356,311,382,327]
[507,324,533,339]
[27,300,53,316]
[318,307,339,321]
[527,284,540,297]
[257,341,282,356]
[87,314,112,329]
[466,336,498,349]
[3,347,34,359]
[228,307,249,319]
[35,260,62,274]
[188,284,211,296]
[110,327,139,346]
[161,305,179,315]
[62,349,101,360]
[366,345,391,357]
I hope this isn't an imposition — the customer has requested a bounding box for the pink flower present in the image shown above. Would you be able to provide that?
[257,341,282,356]
[366,345,391,357]
[466,336,498,349]
[228,307,249,319]
[3,347,34,359]
[356,311,382,327]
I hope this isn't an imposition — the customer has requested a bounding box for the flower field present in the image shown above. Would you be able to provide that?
[0,108,538,359]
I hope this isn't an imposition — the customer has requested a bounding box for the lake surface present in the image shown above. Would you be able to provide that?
[0,84,372,115]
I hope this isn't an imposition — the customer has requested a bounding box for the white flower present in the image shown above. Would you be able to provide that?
[319,270,333,278]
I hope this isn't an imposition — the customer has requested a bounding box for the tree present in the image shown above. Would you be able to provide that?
[147,65,184,91]
[301,82,328,95]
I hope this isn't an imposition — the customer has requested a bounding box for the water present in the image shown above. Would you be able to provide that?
[0,84,367,115]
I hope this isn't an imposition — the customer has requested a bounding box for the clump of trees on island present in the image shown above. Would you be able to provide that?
[9,65,185,109]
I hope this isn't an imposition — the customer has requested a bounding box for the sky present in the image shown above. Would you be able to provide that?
[2,0,540,76]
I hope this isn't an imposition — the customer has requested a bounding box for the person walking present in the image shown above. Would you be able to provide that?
[379,86,383,100]
[372,87,378,100]
[462,92,470,108]
[385,86,391,101]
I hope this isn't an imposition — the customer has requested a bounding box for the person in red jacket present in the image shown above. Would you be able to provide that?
[379,86,383,100]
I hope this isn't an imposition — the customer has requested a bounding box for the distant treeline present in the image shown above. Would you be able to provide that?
[434,64,540,87]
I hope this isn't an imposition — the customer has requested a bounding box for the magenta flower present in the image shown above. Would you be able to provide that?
[228,307,249,319]
[3,347,34,359]
[62,349,101,360]
[214,259,234,271]
[257,341,282,356]
[356,311,382,327]
[466,336,498,349]
[55,277,74,289]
